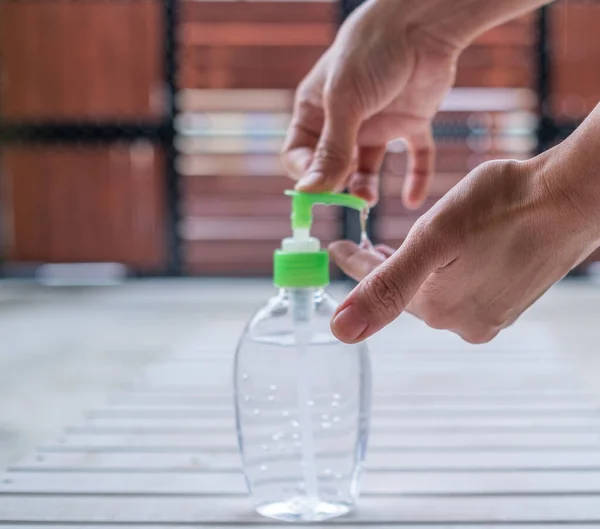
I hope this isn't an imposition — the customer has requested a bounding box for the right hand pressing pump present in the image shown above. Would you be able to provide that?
[282,0,600,344]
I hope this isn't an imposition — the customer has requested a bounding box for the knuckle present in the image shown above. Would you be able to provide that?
[461,326,499,345]
[421,303,451,330]
[362,272,405,318]
[485,311,512,329]
[313,142,356,176]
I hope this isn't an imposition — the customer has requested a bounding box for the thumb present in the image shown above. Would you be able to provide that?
[296,95,361,193]
[331,227,448,343]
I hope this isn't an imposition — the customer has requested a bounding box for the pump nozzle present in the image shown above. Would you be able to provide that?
[284,190,368,231]
[273,191,369,288]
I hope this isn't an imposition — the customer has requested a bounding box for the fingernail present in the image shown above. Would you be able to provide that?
[331,304,368,343]
[296,171,323,189]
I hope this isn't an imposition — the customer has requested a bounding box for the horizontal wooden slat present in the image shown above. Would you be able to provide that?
[0,526,596,529]
[2,495,600,523]
[15,449,600,473]
[181,195,341,218]
[44,430,600,451]
[93,400,595,414]
[111,393,590,409]
[71,414,600,431]
[177,153,282,176]
[129,362,578,391]
[177,88,294,112]
[178,87,535,112]
[179,46,327,89]
[181,23,333,46]
[5,470,600,496]
[181,1,336,24]
[180,217,338,241]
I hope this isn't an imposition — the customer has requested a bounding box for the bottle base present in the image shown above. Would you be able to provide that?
[256,497,352,523]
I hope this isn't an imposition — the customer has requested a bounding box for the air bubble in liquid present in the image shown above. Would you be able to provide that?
[321,421,331,429]
[241,373,249,380]
[282,410,290,417]
[267,395,275,402]
[290,420,300,428]
[269,384,277,391]
[260,464,268,472]
[253,408,261,415]
[307,400,315,407]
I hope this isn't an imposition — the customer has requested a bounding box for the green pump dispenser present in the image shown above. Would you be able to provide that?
[273,190,368,288]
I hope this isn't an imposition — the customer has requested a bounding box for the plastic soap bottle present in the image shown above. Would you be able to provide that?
[234,190,372,523]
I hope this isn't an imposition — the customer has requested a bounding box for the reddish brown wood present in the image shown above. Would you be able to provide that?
[550,2,600,119]
[0,0,163,120]
[2,146,166,269]
[181,22,333,47]
[181,1,336,24]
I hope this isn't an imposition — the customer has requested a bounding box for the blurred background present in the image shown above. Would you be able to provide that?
[0,0,599,278]
[0,0,600,470]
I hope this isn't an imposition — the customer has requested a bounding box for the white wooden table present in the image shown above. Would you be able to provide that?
[2,317,600,527]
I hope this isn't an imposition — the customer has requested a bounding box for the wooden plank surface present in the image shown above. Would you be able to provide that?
[6,470,600,495]
[2,526,598,529]
[13,450,600,472]
[3,495,600,523]
[41,431,600,450]
[2,326,599,525]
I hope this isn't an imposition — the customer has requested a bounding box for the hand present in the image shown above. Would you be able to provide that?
[328,149,600,344]
[281,0,459,208]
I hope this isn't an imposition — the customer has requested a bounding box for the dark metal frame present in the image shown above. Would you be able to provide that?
[536,4,580,154]
[0,0,184,276]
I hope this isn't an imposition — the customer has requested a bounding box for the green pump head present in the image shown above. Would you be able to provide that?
[273,190,368,288]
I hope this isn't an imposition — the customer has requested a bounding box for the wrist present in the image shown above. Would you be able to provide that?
[397,0,552,51]
[528,105,600,249]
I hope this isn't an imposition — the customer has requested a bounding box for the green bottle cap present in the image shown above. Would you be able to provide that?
[273,190,368,288]
[274,249,330,288]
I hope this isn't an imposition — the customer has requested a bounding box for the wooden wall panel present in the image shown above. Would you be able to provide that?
[0,1,166,271]
[1,145,166,269]
[0,0,163,120]
[550,2,600,119]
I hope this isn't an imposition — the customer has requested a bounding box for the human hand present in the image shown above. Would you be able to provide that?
[281,0,459,208]
[328,118,600,343]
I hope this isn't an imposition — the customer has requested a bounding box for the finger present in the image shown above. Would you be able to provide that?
[374,244,395,258]
[402,127,435,209]
[281,107,322,181]
[331,226,449,343]
[329,240,387,282]
[296,92,362,193]
[348,145,387,206]
[281,54,330,180]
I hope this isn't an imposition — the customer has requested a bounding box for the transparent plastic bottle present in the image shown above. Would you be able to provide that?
[234,190,372,523]
[234,288,371,522]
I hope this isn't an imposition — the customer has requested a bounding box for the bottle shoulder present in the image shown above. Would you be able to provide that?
[240,289,345,347]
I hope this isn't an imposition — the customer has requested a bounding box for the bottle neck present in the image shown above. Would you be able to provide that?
[280,287,325,323]
[279,287,326,300]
